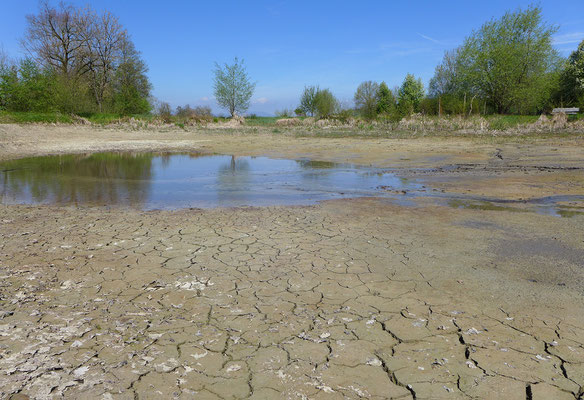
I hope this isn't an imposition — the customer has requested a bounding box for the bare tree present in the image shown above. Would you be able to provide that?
[83,10,126,111]
[22,1,87,76]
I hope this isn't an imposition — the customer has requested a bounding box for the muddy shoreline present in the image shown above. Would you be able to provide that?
[1,125,583,399]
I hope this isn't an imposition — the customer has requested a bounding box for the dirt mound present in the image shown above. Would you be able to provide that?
[70,114,91,125]
[552,112,568,129]
[207,115,245,129]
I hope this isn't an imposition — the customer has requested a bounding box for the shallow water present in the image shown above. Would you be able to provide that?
[0,152,416,209]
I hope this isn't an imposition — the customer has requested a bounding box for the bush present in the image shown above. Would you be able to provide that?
[157,102,172,123]
[294,107,305,117]
[275,108,293,118]
[314,89,337,118]
[335,108,354,124]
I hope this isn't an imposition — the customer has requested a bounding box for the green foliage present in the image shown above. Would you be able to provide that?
[245,116,279,126]
[335,108,355,124]
[354,81,379,120]
[0,111,73,123]
[213,57,255,117]
[294,107,305,117]
[0,59,54,112]
[431,5,559,114]
[0,2,151,116]
[112,42,152,114]
[418,95,483,116]
[487,115,539,130]
[275,108,293,118]
[313,89,337,118]
[376,82,395,115]
[557,39,584,107]
[397,74,424,114]
[298,85,319,116]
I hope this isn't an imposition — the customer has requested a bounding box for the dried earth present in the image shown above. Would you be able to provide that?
[0,124,583,399]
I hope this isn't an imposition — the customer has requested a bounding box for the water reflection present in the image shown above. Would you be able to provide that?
[0,152,413,209]
[0,152,154,207]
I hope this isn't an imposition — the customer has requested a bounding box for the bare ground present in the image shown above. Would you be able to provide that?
[0,124,583,399]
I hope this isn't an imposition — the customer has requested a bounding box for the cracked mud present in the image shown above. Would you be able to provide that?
[0,126,583,399]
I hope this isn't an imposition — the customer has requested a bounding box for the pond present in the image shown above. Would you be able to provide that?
[0,152,416,209]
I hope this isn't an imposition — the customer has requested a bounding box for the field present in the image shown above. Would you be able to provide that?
[0,123,583,399]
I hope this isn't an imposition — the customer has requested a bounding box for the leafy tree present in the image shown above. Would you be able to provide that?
[431,5,559,114]
[112,39,151,114]
[376,81,395,114]
[299,85,319,116]
[17,1,151,115]
[557,39,584,107]
[428,48,466,98]
[0,58,54,112]
[398,74,424,113]
[213,57,255,117]
[354,81,379,120]
[313,89,337,118]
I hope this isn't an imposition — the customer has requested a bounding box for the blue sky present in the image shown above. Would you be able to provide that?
[1,1,583,115]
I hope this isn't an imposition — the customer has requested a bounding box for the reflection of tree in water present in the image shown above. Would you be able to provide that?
[216,156,251,204]
[296,160,338,169]
[0,152,155,206]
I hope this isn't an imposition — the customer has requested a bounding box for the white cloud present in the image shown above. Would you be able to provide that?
[417,33,442,45]
[254,97,269,104]
[553,32,584,45]
[200,96,210,102]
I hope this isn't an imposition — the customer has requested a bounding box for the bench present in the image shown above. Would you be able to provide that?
[552,108,579,115]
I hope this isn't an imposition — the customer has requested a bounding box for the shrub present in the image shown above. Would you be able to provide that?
[314,89,337,118]
[275,108,293,118]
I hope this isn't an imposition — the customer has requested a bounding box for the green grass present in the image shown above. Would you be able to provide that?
[244,116,279,126]
[0,111,156,125]
[485,114,540,130]
[0,111,73,123]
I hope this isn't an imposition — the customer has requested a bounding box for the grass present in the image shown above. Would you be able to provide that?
[0,111,73,123]
[0,111,156,125]
[244,116,279,126]
[485,114,540,130]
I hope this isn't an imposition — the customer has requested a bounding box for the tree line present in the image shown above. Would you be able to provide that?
[0,1,151,115]
[2,3,583,120]
[294,5,583,121]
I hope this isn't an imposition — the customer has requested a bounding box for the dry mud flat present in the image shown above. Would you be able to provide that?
[0,125,584,399]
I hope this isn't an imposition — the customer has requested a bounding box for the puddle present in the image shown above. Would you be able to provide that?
[1,152,583,216]
[447,199,528,213]
[0,152,417,209]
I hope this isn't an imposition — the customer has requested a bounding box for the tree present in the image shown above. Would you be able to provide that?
[354,81,379,120]
[0,58,54,112]
[430,5,560,114]
[376,82,395,115]
[428,48,466,98]
[557,39,584,107]
[22,1,86,76]
[19,1,151,115]
[298,85,318,116]
[313,89,337,118]
[112,38,151,114]
[398,74,424,113]
[83,9,127,112]
[213,57,255,117]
